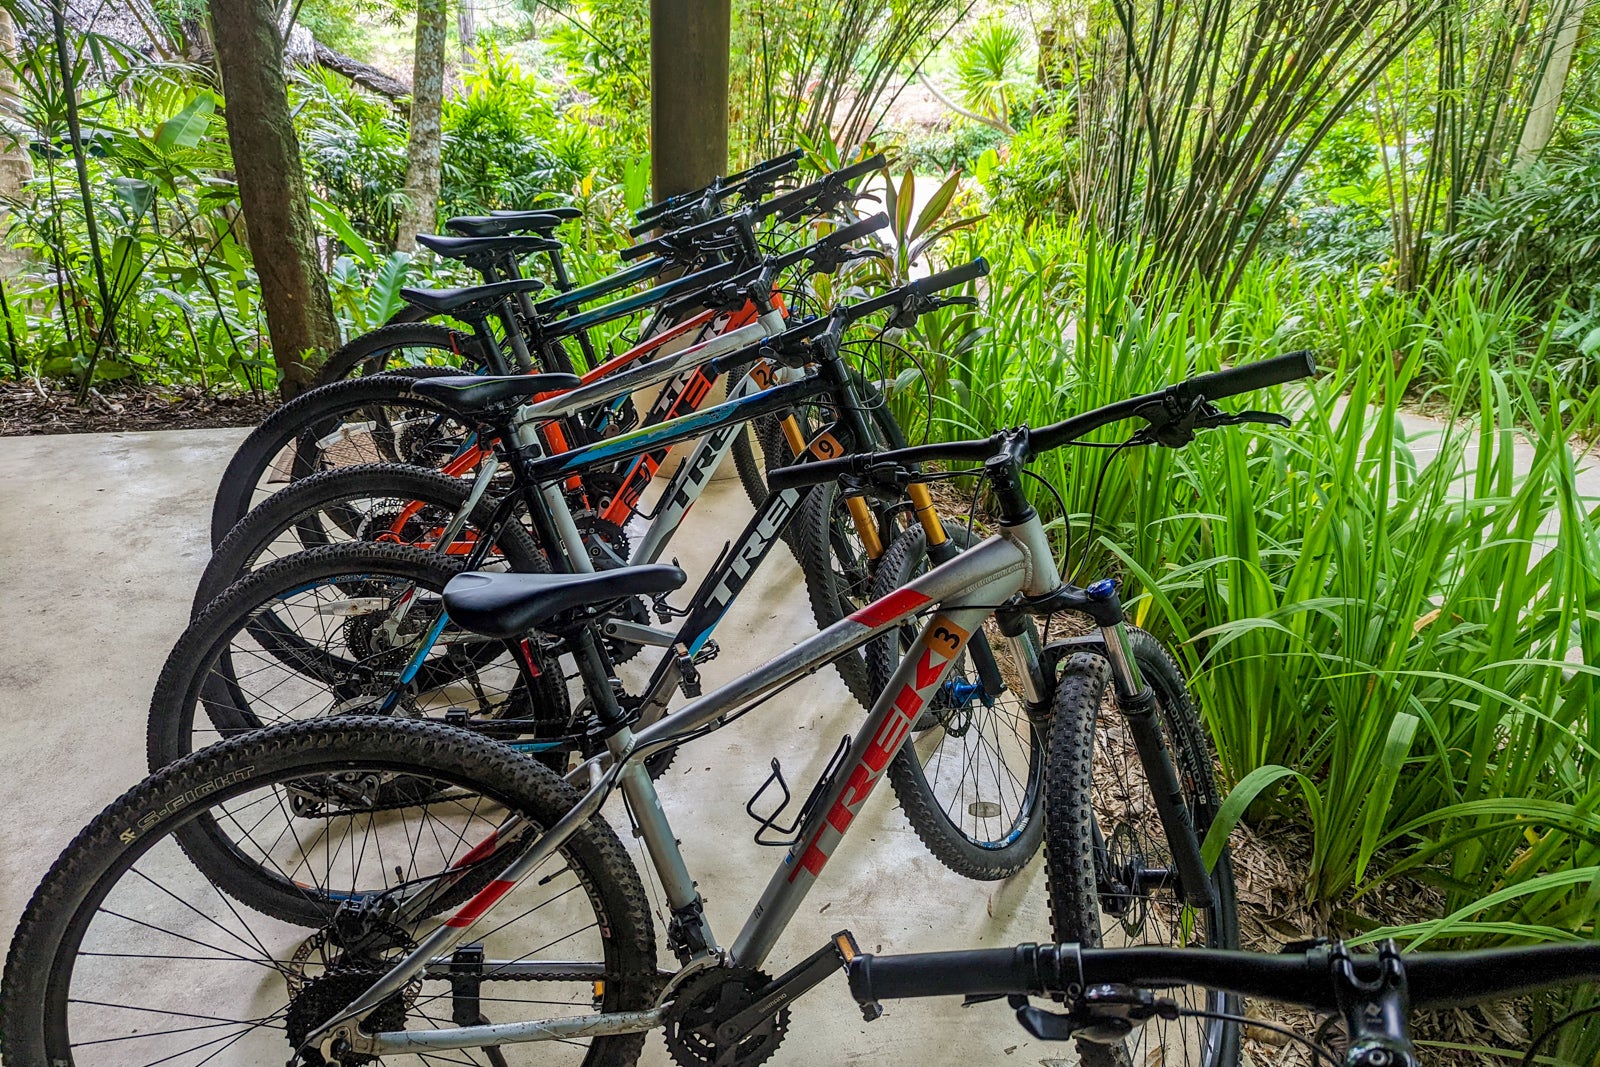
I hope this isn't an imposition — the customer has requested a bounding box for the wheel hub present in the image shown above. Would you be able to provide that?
[285,919,418,1066]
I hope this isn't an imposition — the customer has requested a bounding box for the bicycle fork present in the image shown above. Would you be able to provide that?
[1072,580,1216,910]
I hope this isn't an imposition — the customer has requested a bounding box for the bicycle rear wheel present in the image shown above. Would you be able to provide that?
[151,543,570,787]
[315,321,489,386]
[210,369,477,548]
[1044,627,1242,1067]
[866,526,1047,880]
[196,461,546,615]
[2,718,657,1064]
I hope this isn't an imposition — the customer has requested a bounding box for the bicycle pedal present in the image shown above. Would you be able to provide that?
[692,640,718,665]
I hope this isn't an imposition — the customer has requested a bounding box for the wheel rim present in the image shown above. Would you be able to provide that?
[36,754,625,1065]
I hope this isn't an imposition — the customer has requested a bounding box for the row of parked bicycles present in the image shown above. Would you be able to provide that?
[4,148,1595,1067]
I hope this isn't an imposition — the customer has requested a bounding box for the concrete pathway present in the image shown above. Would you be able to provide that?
[0,428,1056,1066]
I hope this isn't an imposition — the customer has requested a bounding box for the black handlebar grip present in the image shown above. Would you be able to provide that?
[765,455,860,494]
[848,947,1054,1004]
[839,257,990,327]
[917,256,990,294]
[826,211,890,246]
[827,152,889,188]
[1179,350,1317,403]
[768,212,890,273]
[617,238,658,262]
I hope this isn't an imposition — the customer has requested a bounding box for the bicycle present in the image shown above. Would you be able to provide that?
[8,350,1323,1067]
[844,938,1600,1067]
[195,216,926,711]
[206,162,886,551]
[191,214,886,611]
[150,265,1023,889]
[323,149,810,382]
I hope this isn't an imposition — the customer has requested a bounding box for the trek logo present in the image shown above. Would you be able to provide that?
[789,617,972,881]
[706,490,800,610]
[659,422,742,520]
[674,368,717,415]
[121,766,257,843]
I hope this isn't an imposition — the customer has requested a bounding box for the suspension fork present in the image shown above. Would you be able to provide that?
[1082,579,1216,909]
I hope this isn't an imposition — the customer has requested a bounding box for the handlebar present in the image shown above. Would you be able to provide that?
[654,213,890,320]
[846,940,1600,1014]
[755,153,885,225]
[633,148,806,227]
[1175,350,1318,405]
[618,207,752,264]
[764,349,1317,493]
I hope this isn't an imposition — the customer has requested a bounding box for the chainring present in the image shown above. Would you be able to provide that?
[662,967,789,1067]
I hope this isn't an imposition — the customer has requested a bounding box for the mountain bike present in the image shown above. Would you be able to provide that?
[12,351,1326,1067]
[206,168,885,552]
[322,148,812,382]
[150,266,1015,885]
[195,221,910,704]
[843,938,1600,1067]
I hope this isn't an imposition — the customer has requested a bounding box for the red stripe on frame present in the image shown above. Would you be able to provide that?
[849,588,931,629]
[451,830,501,869]
[444,878,517,928]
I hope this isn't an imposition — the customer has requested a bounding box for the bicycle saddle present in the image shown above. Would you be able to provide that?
[399,277,545,318]
[416,233,561,268]
[444,566,688,638]
[445,210,575,238]
[492,207,582,222]
[408,372,581,414]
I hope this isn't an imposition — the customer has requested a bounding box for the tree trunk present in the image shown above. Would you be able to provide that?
[0,7,34,199]
[210,0,341,398]
[397,0,447,252]
[649,0,730,200]
[457,0,475,62]
[1516,0,1587,166]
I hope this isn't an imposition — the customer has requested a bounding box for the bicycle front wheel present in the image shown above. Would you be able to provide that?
[3,717,657,1067]
[1045,627,1242,1067]
[867,526,1047,880]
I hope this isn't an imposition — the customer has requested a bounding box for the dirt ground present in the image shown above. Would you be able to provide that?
[0,378,277,436]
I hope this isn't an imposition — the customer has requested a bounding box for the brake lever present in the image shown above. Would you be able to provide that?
[1198,408,1291,430]
[805,246,887,276]
[885,292,977,330]
[1130,397,1291,449]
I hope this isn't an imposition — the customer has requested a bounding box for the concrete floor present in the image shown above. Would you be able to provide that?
[0,428,1058,1066]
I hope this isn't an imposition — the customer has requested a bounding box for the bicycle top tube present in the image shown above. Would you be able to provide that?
[516,306,787,425]
[525,373,825,484]
[529,258,744,342]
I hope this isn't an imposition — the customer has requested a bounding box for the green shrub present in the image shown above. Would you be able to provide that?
[886,216,1600,962]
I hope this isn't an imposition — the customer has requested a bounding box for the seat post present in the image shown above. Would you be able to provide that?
[492,297,537,373]
[545,246,600,371]
[453,309,514,376]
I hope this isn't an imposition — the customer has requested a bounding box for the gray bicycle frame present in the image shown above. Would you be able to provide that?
[308,511,1066,1056]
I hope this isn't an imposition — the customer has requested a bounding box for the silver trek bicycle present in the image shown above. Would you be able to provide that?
[2,351,1317,1067]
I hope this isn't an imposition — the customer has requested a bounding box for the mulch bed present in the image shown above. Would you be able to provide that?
[0,378,276,436]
